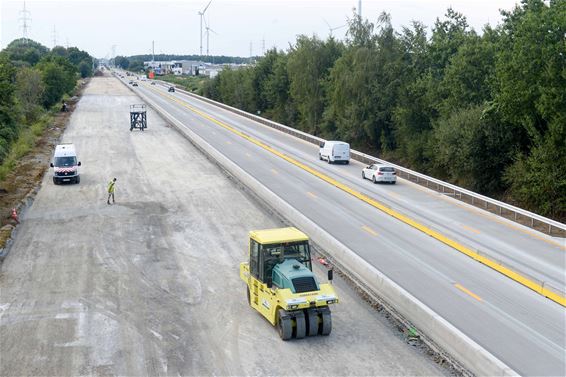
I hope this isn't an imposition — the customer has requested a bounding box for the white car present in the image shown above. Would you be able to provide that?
[362,164,397,184]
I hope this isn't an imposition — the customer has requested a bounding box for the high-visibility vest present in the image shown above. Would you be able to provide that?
[108,181,116,193]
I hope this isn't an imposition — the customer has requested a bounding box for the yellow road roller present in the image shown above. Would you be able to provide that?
[240,227,338,340]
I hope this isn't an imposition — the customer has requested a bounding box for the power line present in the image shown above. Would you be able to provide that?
[19,1,32,41]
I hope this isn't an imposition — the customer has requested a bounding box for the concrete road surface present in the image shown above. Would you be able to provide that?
[125,77,565,376]
[0,77,448,376]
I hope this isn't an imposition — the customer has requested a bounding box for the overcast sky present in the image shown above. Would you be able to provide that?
[1,0,521,58]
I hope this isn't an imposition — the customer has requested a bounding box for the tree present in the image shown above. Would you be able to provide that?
[37,55,77,108]
[114,56,130,69]
[15,67,44,121]
[287,35,343,133]
[3,38,49,66]
[0,55,18,162]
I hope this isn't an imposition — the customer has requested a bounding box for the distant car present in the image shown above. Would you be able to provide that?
[128,81,134,85]
[151,82,156,85]
[362,164,397,184]
[132,82,138,87]
[168,86,175,92]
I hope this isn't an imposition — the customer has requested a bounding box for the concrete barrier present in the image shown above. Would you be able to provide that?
[124,79,519,377]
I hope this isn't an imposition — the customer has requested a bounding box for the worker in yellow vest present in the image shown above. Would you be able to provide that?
[107,178,117,205]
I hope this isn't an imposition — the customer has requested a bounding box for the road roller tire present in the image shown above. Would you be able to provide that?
[305,309,319,336]
[294,311,306,339]
[278,309,292,340]
[319,307,332,336]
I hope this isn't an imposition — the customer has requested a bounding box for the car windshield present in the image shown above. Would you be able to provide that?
[54,156,76,167]
[262,241,312,270]
[379,167,395,172]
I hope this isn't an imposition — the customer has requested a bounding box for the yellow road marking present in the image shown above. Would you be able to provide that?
[271,169,278,175]
[461,224,481,235]
[148,86,566,307]
[411,182,565,250]
[455,283,483,302]
[307,191,317,199]
[362,225,379,237]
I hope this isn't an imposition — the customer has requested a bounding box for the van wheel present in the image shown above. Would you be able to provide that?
[75,176,80,184]
[328,158,332,164]
[373,176,378,184]
[319,154,323,161]
[362,171,366,179]
[345,161,349,165]
[53,177,58,185]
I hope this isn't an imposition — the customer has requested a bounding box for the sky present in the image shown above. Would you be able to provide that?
[1,0,521,58]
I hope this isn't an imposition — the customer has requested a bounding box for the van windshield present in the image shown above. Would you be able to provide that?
[54,156,76,167]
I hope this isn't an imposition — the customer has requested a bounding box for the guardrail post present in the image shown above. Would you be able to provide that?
[499,206,502,215]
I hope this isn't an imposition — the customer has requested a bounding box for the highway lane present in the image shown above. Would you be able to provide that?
[128,77,566,376]
[155,82,566,292]
[0,76,450,376]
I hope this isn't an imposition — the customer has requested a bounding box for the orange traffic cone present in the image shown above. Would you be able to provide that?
[11,208,19,224]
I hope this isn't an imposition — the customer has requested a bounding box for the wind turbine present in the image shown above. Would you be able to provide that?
[323,19,347,37]
[204,17,218,56]
[198,0,213,56]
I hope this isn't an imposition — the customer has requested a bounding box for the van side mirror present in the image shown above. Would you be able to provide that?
[319,142,324,148]
[328,269,333,281]
[78,162,82,166]
[50,163,53,168]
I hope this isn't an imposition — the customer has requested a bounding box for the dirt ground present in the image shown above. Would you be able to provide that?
[0,75,450,376]
[0,80,90,249]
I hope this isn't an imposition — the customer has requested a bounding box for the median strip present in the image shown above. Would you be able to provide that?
[148,84,566,308]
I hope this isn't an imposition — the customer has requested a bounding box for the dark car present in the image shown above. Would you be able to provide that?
[168,86,175,92]
[132,82,138,87]
[151,82,156,85]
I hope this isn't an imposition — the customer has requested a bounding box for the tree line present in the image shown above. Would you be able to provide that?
[0,38,93,164]
[201,0,565,220]
[114,54,251,72]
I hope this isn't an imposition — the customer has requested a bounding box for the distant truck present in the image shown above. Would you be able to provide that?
[319,141,350,164]
[50,144,81,184]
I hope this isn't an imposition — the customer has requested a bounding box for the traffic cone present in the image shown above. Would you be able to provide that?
[11,208,19,224]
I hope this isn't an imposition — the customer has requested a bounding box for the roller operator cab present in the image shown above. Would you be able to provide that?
[240,227,338,340]
[50,143,81,184]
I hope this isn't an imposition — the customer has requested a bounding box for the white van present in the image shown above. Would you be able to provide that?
[50,144,81,184]
[319,141,350,164]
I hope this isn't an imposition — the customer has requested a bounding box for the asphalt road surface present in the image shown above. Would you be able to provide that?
[0,76,449,376]
[123,75,565,376]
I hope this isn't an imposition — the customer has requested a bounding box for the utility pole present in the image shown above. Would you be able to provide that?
[19,1,31,42]
[111,45,116,67]
[152,40,155,62]
[249,41,253,63]
[52,25,57,47]
[358,0,362,18]
[262,37,265,55]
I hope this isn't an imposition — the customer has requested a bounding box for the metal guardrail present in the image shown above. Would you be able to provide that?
[161,81,565,236]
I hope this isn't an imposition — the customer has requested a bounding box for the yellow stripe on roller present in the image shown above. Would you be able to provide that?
[148,85,566,308]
